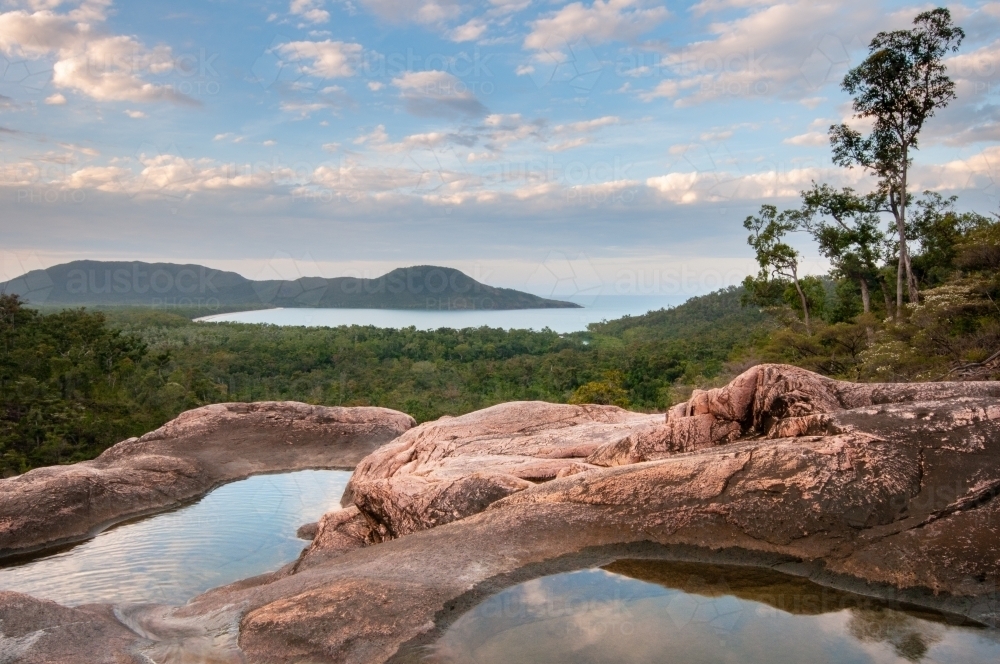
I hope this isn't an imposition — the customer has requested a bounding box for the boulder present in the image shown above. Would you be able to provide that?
[0,402,415,556]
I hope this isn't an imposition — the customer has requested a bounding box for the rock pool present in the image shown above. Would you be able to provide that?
[0,469,352,606]
[427,561,1000,664]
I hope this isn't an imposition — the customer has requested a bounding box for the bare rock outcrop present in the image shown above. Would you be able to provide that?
[588,363,1000,466]
[0,402,415,556]
[4,365,1000,663]
[345,402,662,539]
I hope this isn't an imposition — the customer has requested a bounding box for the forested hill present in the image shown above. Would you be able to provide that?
[0,261,579,311]
[588,286,771,341]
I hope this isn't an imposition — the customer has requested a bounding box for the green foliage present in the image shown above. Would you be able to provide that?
[742,204,814,332]
[909,192,993,287]
[830,7,966,308]
[568,371,631,408]
[2,286,772,474]
[0,295,152,475]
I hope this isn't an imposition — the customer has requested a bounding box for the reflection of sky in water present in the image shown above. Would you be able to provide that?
[429,566,1000,664]
[0,470,352,607]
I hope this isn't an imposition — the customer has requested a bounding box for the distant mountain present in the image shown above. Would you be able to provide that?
[0,261,581,311]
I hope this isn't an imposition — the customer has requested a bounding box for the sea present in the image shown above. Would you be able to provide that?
[196,295,688,334]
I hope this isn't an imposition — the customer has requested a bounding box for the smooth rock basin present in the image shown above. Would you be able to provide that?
[0,470,352,607]
[426,561,1000,664]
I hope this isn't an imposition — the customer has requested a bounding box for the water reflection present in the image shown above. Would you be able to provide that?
[0,469,351,607]
[428,560,999,664]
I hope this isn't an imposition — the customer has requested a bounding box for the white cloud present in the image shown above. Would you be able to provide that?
[480,113,545,148]
[276,40,363,78]
[351,124,455,153]
[782,131,827,147]
[367,81,384,91]
[290,0,330,24]
[638,0,883,107]
[0,3,196,104]
[913,145,1000,192]
[547,137,590,152]
[450,18,486,42]
[279,100,328,117]
[57,142,99,156]
[553,115,619,134]
[699,130,732,141]
[392,70,487,117]
[646,165,866,204]
[524,0,669,53]
[353,124,389,145]
[354,0,463,26]
[124,109,147,118]
[263,140,277,146]
[43,92,66,104]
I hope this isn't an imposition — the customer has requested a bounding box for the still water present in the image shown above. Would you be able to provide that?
[196,295,686,333]
[427,561,999,664]
[0,470,352,607]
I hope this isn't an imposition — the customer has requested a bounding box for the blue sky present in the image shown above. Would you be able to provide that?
[1,0,998,298]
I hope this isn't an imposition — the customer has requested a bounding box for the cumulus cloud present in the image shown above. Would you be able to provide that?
[354,0,462,26]
[43,92,66,104]
[276,40,363,78]
[124,109,146,118]
[782,131,827,147]
[0,1,196,104]
[449,18,486,42]
[524,0,669,53]
[392,70,487,117]
[289,0,330,24]
[913,145,1000,193]
[637,0,883,107]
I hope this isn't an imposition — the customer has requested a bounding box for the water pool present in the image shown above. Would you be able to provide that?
[0,469,352,607]
[428,560,999,664]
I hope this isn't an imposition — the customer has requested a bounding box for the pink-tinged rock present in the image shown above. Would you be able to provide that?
[7,365,1000,663]
[0,402,414,555]
[346,401,662,539]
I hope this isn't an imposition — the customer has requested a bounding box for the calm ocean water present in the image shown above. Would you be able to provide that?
[196,295,687,333]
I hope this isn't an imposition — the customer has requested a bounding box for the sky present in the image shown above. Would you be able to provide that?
[0,0,998,299]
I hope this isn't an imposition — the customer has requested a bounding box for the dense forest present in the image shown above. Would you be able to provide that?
[0,286,767,475]
[2,9,997,477]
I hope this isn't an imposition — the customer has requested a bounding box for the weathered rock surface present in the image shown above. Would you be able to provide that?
[4,365,1000,663]
[346,402,662,539]
[0,402,415,556]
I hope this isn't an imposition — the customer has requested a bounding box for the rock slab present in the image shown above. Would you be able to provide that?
[0,401,415,556]
[4,365,1000,663]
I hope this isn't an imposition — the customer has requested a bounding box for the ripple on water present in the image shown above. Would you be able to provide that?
[0,469,352,607]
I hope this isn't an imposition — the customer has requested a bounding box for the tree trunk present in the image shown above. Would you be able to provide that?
[859,278,874,344]
[881,278,894,319]
[792,268,811,335]
[899,145,919,305]
[896,239,905,318]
